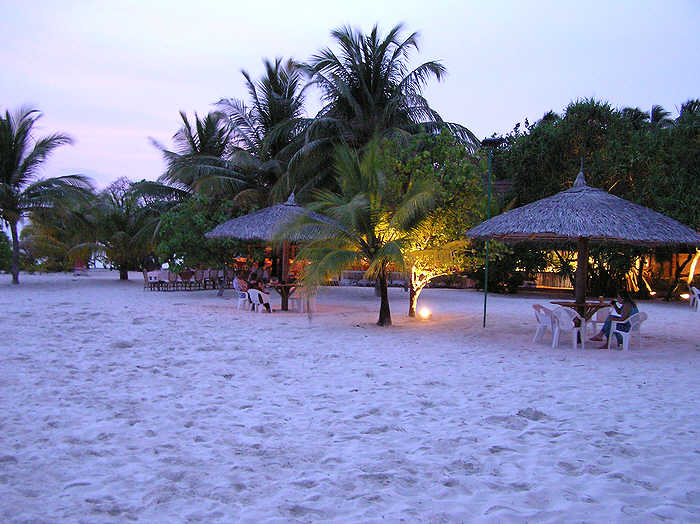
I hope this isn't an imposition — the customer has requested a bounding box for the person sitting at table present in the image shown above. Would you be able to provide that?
[249,279,272,313]
[590,289,639,348]
[260,263,270,283]
[233,271,248,293]
[248,262,259,281]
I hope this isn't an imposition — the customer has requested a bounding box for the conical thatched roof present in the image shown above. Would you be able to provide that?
[466,170,700,247]
[205,193,328,242]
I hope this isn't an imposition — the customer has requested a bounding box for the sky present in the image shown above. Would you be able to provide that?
[1,0,698,188]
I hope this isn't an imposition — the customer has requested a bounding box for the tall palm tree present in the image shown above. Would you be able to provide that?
[216,57,308,203]
[285,139,437,326]
[0,106,92,283]
[294,23,480,192]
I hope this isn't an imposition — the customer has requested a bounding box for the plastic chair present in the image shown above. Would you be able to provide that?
[532,304,555,343]
[588,306,612,335]
[157,270,171,291]
[607,311,647,350]
[690,286,700,312]
[168,271,180,291]
[289,289,316,313]
[552,307,586,350]
[247,289,266,313]
[236,291,249,310]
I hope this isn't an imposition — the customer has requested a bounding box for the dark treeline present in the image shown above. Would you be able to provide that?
[478,98,700,298]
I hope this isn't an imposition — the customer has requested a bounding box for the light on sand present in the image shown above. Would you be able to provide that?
[418,307,432,320]
[680,293,690,300]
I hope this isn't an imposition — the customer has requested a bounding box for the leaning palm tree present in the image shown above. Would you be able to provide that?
[284,139,437,326]
[0,106,92,283]
[291,24,480,194]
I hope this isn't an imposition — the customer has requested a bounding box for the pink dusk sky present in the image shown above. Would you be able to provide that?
[1,0,698,188]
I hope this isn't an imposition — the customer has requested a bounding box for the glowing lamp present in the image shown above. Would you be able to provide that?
[649,291,656,296]
[680,293,690,300]
[418,307,432,320]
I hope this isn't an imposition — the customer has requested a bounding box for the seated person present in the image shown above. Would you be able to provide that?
[590,289,639,348]
[260,264,270,283]
[248,279,272,313]
[233,271,248,293]
[248,262,260,281]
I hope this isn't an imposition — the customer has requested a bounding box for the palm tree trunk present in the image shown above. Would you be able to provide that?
[10,221,20,285]
[119,266,129,280]
[377,269,391,326]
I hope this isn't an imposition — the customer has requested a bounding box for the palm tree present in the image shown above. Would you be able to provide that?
[286,139,437,326]
[650,104,673,129]
[81,178,157,280]
[149,110,240,199]
[0,106,92,283]
[23,199,97,272]
[294,23,480,189]
[216,57,308,203]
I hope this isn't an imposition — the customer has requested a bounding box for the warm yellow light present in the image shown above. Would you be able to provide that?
[681,293,690,300]
[649,291,656,296]
[418,307,432,320]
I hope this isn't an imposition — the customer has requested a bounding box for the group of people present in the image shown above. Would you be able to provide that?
[232,270,273,313]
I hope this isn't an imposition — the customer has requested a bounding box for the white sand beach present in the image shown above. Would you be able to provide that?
[1,271,699,523]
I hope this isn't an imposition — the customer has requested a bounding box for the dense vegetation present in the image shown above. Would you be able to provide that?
[485,98,700,298]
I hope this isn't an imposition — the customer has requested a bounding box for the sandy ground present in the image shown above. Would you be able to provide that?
[1,271,699,523]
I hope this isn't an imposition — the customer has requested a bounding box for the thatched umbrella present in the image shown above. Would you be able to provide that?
[466,167,700,308]
[206,194,325,310]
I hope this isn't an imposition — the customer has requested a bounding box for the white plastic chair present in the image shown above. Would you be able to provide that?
[607,311,647,350]
[235,291,249,310]
[290,289,316,313]
[588,306,612,335]
[690,286,699,312]
[532,304,555,343]
[247,289,268,313]
[552,307,586,350]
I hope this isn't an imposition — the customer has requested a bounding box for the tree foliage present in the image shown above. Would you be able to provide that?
[284,139,438,325]
[490,98,700,297]
[0,230,11,271]
[0,106,93,283]
[380,130,486,314]
[156,194,247,270]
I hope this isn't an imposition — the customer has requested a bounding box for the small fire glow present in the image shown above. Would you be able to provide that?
[680,293,690,300]
[418,307,432,320]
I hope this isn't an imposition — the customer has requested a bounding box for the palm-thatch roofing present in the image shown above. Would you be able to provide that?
[466,170,700,247]
[205,193,329,243]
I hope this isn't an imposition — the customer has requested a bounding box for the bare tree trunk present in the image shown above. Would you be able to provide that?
[377,269,391,326]
[119,266,129,280]
[10,221,20,285]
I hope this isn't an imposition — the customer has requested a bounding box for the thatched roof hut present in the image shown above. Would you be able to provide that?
[205,193,328,243]
[466,168,700,307]
[466,170,700,246]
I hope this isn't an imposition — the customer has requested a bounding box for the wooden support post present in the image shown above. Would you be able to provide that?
[575,237,589,315]
[281,241,290,311]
